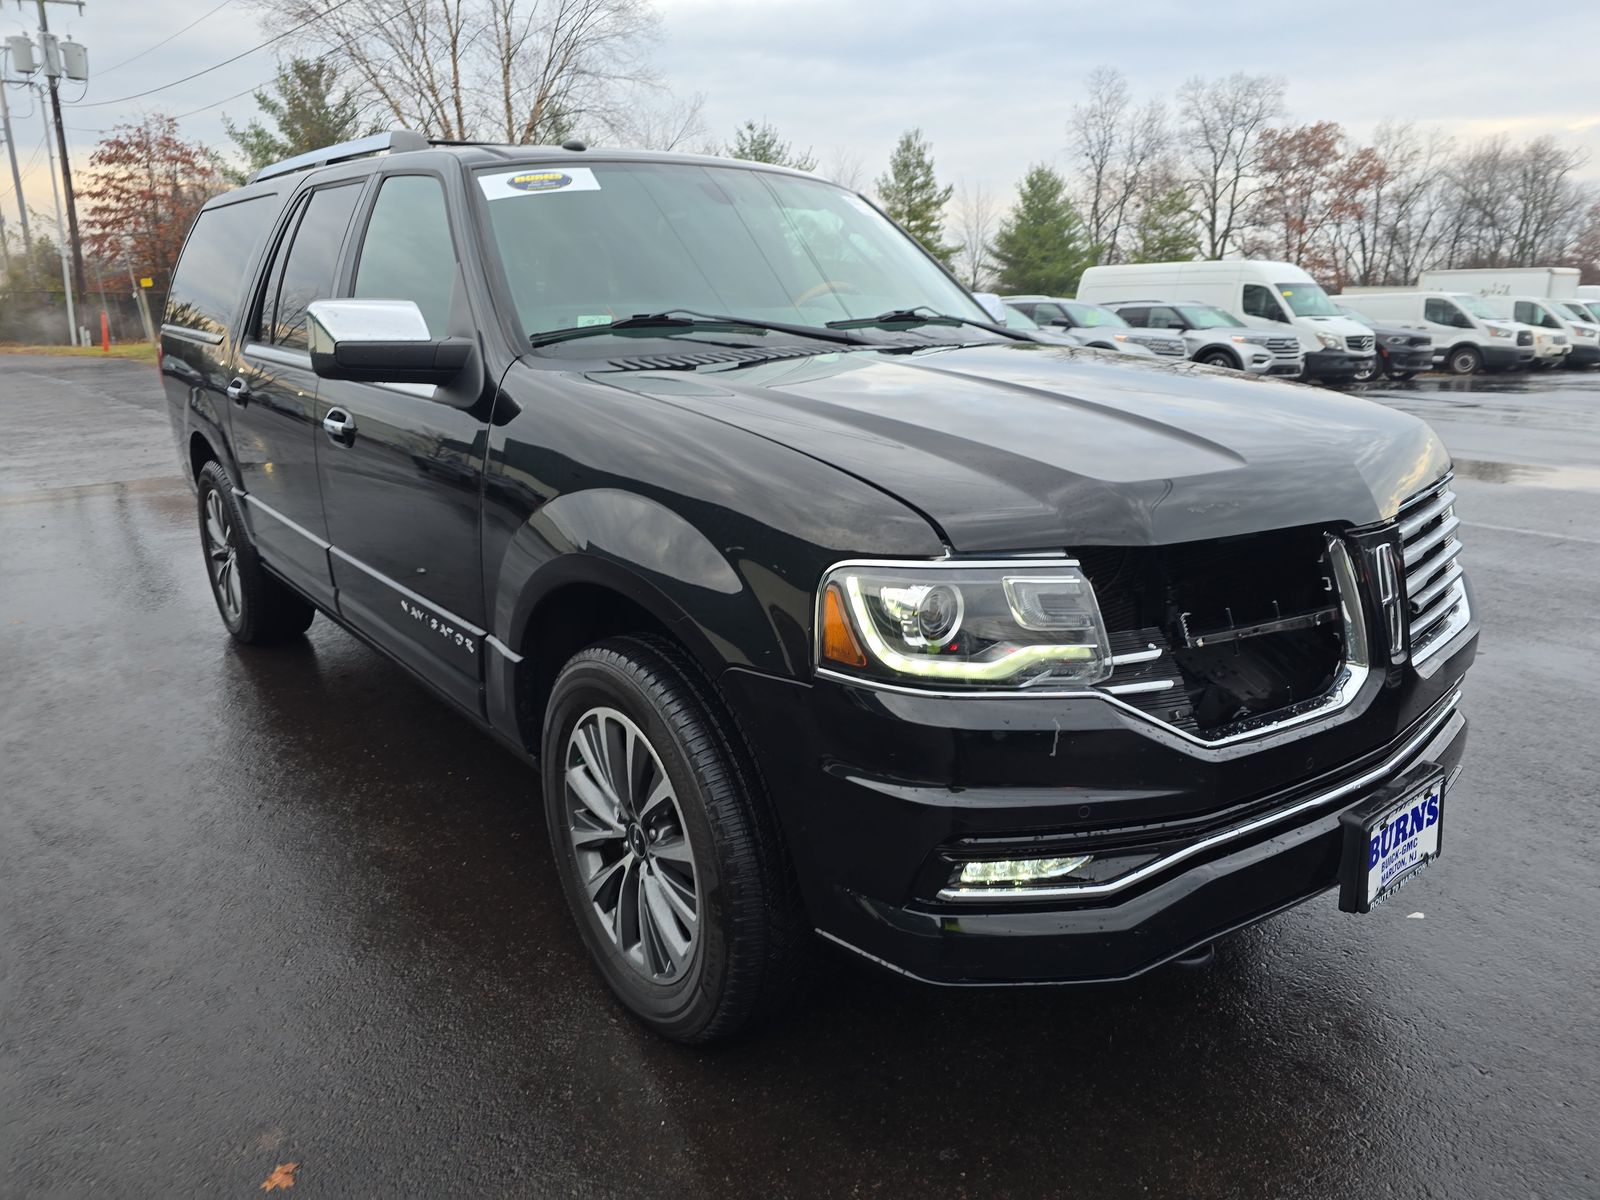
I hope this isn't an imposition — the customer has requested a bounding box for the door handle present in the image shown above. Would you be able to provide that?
[225,377,249,404]
[322,408,357,444]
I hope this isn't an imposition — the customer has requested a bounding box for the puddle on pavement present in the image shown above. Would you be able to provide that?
[1453,458,1600,491]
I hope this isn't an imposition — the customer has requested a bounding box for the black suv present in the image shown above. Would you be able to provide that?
[161,132,1477,1042]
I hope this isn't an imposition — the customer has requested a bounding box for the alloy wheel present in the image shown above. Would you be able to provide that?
[564,706,700,983]
[202,488,242,622]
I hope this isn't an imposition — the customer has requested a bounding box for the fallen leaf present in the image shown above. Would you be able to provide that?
[261,1163,298,1191]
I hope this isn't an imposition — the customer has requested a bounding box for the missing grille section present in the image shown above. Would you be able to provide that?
[1076,525,1345,734]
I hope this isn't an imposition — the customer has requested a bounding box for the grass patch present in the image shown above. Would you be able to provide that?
[0,342,159,364]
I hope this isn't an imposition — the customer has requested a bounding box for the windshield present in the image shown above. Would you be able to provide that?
[1454,294,1494,319]
[476,161,989,346]
[1003,305,1042,331]
[1276,282,1342,318]
[1062,301,1128,329]
[1175,304,1244,329]
[1559,302,1594,324]
[1585,303,1600,323]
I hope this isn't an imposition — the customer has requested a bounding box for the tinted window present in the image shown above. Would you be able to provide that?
[1118,307,1151,326]
[1031,303,1068,324]
[165,196,278,336]
[354,175,457,336]
[270,183,361,350]
[1243,284,1287,322]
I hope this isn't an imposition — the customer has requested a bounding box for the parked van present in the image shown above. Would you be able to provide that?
[1077,261,1376,384]
[1470,295,1598,368]
[1335,291,1534,374]
[1418,266,1579,300]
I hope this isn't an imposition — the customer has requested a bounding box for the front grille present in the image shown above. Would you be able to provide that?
[1397,479,1468,664]
[1517,330,1533,346]
[1138,336,1186,356]
[1554,336,1568,346]
[1346,334,1375,354]
[1265,337,1300,357]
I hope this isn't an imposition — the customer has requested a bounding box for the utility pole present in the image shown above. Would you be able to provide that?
[36,78,75,343]
[33,1,85,303]
[1,38,33,252]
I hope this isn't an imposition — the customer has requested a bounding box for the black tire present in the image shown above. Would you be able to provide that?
[541,636,810,1043]
[1386,370,1418,381]
[195,461,315,644]
[1353,356,1381,383]
[1445,345,1482,376]
[1198,348,1239,370]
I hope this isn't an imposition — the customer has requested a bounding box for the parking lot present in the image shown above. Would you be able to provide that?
[3,355,1597,1198]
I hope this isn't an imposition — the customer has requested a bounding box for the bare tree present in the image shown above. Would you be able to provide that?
[951,179,998,290]
[1177,72,1285,259]
[1440,135,1593,268]
[1070,69,1173,264]
[615,90,706,151]
[264,0,662,143]
[823,147,866,191]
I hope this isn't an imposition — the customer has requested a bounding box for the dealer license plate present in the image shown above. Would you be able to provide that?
[1338,770,1445,913]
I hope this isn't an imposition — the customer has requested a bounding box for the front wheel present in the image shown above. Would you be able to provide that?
[1197,349,1239,370]
[542,637,809,1042]
[1352,356,1381,383]
[195,462,314,643]
[1446,345,1483,375]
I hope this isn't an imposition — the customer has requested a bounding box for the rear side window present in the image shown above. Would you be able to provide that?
[266,183,362,350]
[165,196,278,337]
[353,175,457,336]
[1118,307,1151,326]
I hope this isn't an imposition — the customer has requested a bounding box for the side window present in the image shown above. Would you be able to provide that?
[1424,298,1464,327]
[353,175,458,336]
[1119,307,1151,327]
[253,195,308,345]
[1033,302,1068,324]
[164,195,278,336]
[268,183,362,350]
[1242,284,1286,322]
[1148,305,1181,328]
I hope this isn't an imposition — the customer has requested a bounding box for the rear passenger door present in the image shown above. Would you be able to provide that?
[314,171,492,712]
[231,182,364,609]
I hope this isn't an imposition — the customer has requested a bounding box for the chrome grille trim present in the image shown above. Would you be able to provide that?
[1397,477,1470,664]
[1347,334,1376,354]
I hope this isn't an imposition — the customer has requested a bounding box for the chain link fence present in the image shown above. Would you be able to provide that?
[0,288,164,346]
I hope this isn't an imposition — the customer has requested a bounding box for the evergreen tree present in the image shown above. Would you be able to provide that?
[875,128,956,267]
[1127,186,1199,263]
[988,165,1099,295]
[726,120,817,171]
[224,58,363,180]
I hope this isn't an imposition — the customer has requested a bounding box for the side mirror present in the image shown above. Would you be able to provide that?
[972,292,1008,324]
[307,299,471,385]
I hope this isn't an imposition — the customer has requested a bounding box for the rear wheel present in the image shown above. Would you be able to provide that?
[542,636,809,1042]
[1198,349,1239,370]
[195,461,314,644]
[1445,345,1482,375]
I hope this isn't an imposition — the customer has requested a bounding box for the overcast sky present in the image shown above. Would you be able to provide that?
[3,0,1598,236]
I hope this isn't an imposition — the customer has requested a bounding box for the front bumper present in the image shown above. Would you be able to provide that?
[1565,343,1600,366]
[1380,345,1434,374]
[1481,343,1534,369]
[719,604,1477,987]
[1302,347,1372,381]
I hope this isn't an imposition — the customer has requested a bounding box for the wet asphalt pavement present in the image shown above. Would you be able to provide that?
[3,356,1598,1199]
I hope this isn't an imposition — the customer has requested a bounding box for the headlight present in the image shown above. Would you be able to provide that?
[1488,325,1512,339]
[818,561,1112,688]
[1317,331,1342,350]
[1577,327,1597,340]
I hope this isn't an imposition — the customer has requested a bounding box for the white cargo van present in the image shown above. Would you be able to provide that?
[1471,295,1590,367]
[1418,266,1579,300]
[1077,261,1376,384]
[1335,291,1534,374]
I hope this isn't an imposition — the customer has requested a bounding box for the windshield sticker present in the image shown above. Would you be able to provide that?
[575,314,612,327]
[479,167,601,200]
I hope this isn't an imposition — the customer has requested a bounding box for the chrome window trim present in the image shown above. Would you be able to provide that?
[242,342,314,371]
[160,322,224,347]
[936,686,1462,903]
[813,542,1372,751]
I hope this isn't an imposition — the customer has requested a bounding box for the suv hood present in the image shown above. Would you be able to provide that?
[592,342,1447,550]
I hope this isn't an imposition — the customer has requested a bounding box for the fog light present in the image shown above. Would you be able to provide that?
[957,855,1093,886]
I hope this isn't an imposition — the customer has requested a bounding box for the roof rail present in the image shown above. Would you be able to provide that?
[251,130,429,184]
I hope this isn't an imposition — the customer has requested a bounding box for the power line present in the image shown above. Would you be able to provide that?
[66,0,358,110]
[93,0,237,78]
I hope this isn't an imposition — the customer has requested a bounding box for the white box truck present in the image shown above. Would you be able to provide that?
[1076,261,1376,384]
[1335,291,1535,374]
[1417,266,1580,300]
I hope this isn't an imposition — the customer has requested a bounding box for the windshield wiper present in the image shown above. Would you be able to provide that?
[530,309,875,349]
[826,306,1030,340]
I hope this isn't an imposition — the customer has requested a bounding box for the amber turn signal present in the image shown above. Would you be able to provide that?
[821,583,868,668]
